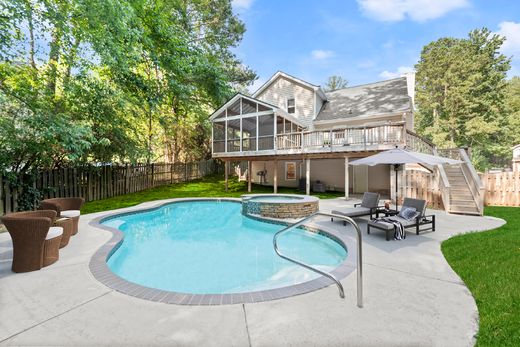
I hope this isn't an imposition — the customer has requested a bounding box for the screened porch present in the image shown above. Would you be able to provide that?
[211,96,304,154]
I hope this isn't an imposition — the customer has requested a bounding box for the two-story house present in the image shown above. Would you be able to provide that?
[209,71,482,215]
[210,71,421,197]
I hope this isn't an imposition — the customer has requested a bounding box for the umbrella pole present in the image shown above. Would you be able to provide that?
[394,164,400,210]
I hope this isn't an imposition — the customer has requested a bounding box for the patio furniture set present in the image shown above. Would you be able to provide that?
[331,192,436,241]
[1,197,84,273]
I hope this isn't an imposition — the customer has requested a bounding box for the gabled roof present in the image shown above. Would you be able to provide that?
[208,92,307,127]
[252,71,328,100]
[209,93,277,120]
[315,77,412,123]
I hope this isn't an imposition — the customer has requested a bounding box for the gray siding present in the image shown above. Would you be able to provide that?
[256,76,315,121]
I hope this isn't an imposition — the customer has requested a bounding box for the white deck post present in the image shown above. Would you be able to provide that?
[225,161,229,192]
[345,157,349,199]
[273,160,278,194]
[247,160,252,193]
[306,158,310,195]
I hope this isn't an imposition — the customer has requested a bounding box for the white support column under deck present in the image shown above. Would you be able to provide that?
[306,158,310,195]
[224,161,229,192]
[247,160,252,193]
[345,157,349,199]
[273,160,278,194]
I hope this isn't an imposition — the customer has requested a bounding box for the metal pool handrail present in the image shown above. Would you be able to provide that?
[272,212,363,308]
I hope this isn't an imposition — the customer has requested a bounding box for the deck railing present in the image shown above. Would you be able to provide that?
[214,122,453,157]
[268,123,406,153]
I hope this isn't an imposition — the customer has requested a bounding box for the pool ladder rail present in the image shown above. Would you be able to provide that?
[272,212,363,308]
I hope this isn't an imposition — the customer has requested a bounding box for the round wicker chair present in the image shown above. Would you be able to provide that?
[55,217,73,248]
[1,210,63,273]
[39,198,85,235]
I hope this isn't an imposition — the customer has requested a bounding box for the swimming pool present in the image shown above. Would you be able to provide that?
[101,200,346,294]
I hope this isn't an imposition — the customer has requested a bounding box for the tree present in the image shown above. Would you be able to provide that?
[506,77,520,147]
[323,75,348,91]
[414,28,511,170]
[0,0,255,209]
[0,0,255,168]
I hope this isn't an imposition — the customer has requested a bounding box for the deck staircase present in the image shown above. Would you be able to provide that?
[406,132,484,216]
[444,165,481,215]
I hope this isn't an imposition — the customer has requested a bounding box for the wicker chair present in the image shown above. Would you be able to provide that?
[56,217,73,248]
[1,210,64,273]
[39,198,85,235]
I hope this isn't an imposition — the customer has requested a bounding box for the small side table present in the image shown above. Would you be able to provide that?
[376,208,399,218]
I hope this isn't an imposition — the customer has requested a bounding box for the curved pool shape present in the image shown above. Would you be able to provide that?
[102,200,346,295]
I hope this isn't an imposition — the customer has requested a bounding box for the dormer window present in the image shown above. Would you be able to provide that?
[287,98,295,114]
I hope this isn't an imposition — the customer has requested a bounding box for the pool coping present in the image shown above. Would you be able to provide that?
[88,197,358,306]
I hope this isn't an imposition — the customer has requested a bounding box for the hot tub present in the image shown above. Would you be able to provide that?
[241,194,319,219]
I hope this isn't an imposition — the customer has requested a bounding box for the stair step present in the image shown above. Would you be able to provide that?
[449,209,481,216]
[450,197,474,201]
[450,199,476,205]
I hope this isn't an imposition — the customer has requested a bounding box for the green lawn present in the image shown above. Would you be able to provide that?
[81,174,344,214]
[442,206,520,347]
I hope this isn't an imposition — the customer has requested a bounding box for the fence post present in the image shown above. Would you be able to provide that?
[125,164,130,193]
[185,162,188,182]
[87,169,93,202]
[151,163,155,188]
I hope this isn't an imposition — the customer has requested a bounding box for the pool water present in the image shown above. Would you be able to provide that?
[103,200,347,294]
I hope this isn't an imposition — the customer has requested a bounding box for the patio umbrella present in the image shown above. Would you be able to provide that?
[349,148,462,209]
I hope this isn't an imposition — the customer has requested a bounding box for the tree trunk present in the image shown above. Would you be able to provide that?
[25,1,36,69]
[47,27,62,99]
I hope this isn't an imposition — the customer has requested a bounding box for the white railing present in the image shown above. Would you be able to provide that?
[459,149,484,215]
[405,130,435,154]
[276,123,406,151]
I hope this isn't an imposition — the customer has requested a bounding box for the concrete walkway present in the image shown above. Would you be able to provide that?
[0,198,504,346]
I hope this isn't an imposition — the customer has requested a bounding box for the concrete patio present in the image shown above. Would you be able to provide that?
[0,198,504,346]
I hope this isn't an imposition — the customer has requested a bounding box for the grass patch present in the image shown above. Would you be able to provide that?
[81,174,344,214]
[441,206,520,347]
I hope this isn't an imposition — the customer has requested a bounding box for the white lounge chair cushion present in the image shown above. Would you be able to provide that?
[46,226,63,240]
[370,216,417,228]
[61,210,80,218]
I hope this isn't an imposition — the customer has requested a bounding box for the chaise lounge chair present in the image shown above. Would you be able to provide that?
[367,198,436,241]
[331,192,381,224]
[1,210,64,272]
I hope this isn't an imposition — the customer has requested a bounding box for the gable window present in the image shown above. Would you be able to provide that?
[287,98,295,114]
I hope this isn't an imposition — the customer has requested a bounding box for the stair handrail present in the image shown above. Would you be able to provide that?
[433,148,451,212]
[273,212,363,308]
[458,149,484,215]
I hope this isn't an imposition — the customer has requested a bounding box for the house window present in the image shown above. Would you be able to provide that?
[287,98,295,114]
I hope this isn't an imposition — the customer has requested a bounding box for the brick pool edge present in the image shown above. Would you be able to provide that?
[88,197,357,305]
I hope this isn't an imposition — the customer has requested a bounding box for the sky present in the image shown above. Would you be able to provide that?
[231,0,520,92]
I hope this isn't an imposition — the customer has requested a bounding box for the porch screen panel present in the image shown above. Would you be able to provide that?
[276,116,284,134]
[227,100,241,116]
[241,116,256,151]
[258,114,274,150]
[227,119,241,152]
[213,121,225,152]
[242,98,257,114]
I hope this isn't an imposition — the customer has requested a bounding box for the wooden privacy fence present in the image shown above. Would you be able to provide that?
[0,160,222,216]
[399,169,444,209]
[481,171,520,207]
